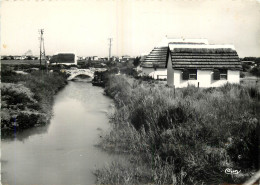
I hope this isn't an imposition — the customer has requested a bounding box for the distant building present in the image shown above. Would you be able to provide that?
[13,56,23,60]
[93,56,99,61]
[141,37,241,87]
[110,56,118,61]
[45,55,52,61]
[99,57,108,61]
[1,56,14,60]
[50,53,77,65]
[121,55,131,60]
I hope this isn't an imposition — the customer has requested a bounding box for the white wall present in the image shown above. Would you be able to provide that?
[227,70,240,84]
[142,68,155,76]
[142,67,167,79]
[168,69,240,88]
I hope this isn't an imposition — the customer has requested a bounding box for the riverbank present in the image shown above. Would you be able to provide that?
[1,65,67,137]
[96,74,259,184]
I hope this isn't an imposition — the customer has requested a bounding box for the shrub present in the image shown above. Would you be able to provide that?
[250,66,260,77]
[242,63,251,72]
[16,113,41,129]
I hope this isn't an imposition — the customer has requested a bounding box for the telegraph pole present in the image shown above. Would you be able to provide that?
[39,29,46,69]
[108,38,112,60]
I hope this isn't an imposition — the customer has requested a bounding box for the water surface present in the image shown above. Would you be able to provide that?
[1,80,114,185]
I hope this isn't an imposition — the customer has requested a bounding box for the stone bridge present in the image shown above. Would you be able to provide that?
[65,68,107,80]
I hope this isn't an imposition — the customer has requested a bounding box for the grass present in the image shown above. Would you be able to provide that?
[96,74,259,184]
[1,65,68,137]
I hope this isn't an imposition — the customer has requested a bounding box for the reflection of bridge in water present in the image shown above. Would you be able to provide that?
[65,68,106,80]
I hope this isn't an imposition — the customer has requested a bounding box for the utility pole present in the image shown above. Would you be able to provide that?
[108,38,112,60]
[39,29,46,70]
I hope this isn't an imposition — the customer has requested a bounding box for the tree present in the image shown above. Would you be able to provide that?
[133,56,141,67]
[242,63,251,72]
[250,66,260,77]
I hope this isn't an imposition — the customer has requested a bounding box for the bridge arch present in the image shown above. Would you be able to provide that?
[66,69,94,80]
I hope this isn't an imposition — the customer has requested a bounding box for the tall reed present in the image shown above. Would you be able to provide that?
[98,75,259,184]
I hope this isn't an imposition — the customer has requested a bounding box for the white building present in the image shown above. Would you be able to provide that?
[141,37,241,87]
[50,52,77,65]
[141,37,208,80]
[167,45,241,88]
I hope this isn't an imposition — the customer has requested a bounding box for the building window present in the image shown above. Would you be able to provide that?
[157,75,167,80]
[189,69,197,80]
[183,69,197,80]
[153,64,158,71]
[220,69,227,80]
[213,69,227,80]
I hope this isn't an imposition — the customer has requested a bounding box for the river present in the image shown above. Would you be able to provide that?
[1,79,115,185]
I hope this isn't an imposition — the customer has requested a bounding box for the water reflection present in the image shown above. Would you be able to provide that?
[1,80,115,185]
[2,124,50,142]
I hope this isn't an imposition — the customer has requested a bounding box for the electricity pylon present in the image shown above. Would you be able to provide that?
[108,38,113,60]
[39,29,46,69]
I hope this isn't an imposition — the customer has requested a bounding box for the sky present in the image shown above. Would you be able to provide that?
[1,0,260,57]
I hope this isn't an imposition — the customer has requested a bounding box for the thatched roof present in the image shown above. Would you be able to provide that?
[141,42,241,70]
[140,47,169,68]
[170,48,241,69]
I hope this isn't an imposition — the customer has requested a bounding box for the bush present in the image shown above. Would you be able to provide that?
[242,63,251,72]
[16,113,41,129]
[250,66,260,77]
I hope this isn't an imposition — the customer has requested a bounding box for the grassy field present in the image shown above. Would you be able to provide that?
[95,74,259,184]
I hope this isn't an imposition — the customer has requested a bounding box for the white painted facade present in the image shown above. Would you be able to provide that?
[141,65,240,85]
[166,50,240,88]
[142,67,167,79]
[166,44,240,88]
[143,49,240,86]
[167,69,240,88]
[141,37,211,80]
[142,37,240,85]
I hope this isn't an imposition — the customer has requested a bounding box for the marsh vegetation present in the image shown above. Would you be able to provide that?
[96,74,259,184]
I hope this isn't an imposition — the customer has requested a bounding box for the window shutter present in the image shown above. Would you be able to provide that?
[153,64,157,71]
[189,69,197,80]
[213,69,220,80]
[183,69,189,80]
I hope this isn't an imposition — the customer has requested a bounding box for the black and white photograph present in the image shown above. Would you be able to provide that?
[1,0,260,184]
